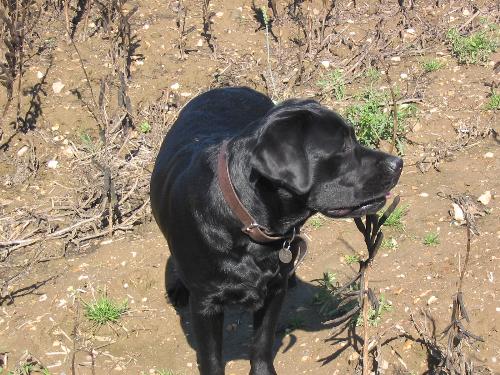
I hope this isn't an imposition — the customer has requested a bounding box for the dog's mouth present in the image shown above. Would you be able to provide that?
[324,193,391,218]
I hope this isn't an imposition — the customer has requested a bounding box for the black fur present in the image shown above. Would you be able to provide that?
[150,87,402,375]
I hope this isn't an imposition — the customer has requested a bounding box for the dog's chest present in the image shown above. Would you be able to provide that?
[210,251,283,310]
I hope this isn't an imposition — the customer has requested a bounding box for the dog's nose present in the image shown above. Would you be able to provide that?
[386,155,403,175]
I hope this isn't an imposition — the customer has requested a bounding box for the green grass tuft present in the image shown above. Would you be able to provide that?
[317,69,345,100]
[446,28,497,64]
[422,59,444,73]
[379,204,409,230]
[381,237,398,250]
[356,294,392,327]
[345,90,416,153]
[423,232,440,246]
[344,254,360,265]
[307,214,325,229]
[485,91,500,110]
[139,121,152,133]
[365,67,381,82]
[84,296,128,326]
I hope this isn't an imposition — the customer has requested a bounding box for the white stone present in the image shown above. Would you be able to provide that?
[400,73,408,79]
[478,191,491,205]
[405,28,416,34]
[47,159,59,169]
[37,71,44,79]
[197,39,203,47]
[483,152,494,158]
[39,294,48,302]
[216,11,223,17]
[452,203,464,222]
[320,60,330,68]
[419,192,429,197]
[170,82,180,90]
[427,295,438,305]
[17,145,29,156]
[143,24,150,30]
[390,56,401,62]
[52,80,65,94]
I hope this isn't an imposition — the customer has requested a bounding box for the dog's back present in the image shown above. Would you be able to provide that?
[150,87,273,244]
[156,87,273,158]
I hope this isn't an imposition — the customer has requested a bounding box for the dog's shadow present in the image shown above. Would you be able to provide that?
[164,256,331,363]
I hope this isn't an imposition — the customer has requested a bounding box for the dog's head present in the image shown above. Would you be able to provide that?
[250,99,403,218]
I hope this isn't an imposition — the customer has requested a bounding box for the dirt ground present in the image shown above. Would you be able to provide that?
[1,0,499,374]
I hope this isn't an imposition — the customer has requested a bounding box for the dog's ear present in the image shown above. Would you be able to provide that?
[250,104,318,195]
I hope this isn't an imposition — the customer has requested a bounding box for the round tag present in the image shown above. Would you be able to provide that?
[279,247,293,264]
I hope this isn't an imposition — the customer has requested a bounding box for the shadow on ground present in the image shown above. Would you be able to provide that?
[163,256,331,364]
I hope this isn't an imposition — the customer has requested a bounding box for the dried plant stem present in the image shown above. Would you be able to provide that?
[458,219,472,293]
[63,18,101,128]
[384,67,399,155]
[264,22,276,100]
[361,264,370,375]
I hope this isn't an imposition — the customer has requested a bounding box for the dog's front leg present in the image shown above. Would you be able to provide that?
[190,297,224,375]
[250,282,287,375]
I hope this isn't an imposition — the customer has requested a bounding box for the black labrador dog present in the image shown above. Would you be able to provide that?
[150,87,402,375]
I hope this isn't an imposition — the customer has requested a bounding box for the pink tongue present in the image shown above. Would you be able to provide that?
[385,191,392,198]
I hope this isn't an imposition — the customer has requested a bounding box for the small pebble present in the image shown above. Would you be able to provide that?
[427,295,438,305]
[419,192,429,197]
[477,191,491,205]
[170,82,180,90]
[483,152,494,158]
[47,159,59,169]
[451,203,465,222]
[37,71,44,79]
[52,80,65,94]
[17,145,29,157]
[400,73,408,79]
[390,56,401,62]
[123,283,129,289]
[39,294,48,302]
[320,60,330,68]
[216,11,223,17]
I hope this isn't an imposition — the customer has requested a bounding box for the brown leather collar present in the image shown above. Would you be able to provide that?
[217,140,289,243]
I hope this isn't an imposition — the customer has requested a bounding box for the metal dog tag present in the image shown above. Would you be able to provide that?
[279,246,293,264]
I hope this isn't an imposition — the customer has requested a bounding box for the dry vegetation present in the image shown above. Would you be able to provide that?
[0,0,498,374]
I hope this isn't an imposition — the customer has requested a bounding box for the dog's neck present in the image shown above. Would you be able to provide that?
[226,137,312,237]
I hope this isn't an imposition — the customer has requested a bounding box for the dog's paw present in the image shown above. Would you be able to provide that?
[167,279,190,308]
